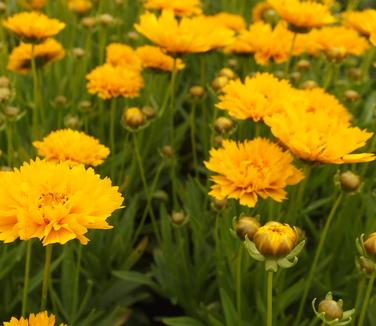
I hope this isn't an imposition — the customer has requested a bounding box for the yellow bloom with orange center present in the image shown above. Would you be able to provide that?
[86,64,144,99]
[106,43,142,71]
[204,138,304,207]
[68,0,93,14]
[0,159,123,245]
[144,0,202,16]
[3,11,65,42]
[207,12,246,32]
[342,10,376,36]
[264,107,375,164]
[7,39,65,74]
[33,129,110,166]
[19,0,47,10]
[216,72,294,121]
[3,311,66,326]
[136,45,185,72]
[268,0,335,29]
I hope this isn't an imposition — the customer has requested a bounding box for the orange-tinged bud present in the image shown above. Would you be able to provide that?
[301,80,318,90]
[189,85,205,99]
[214,117,233,133]
[344,90,360,103]
[318,299,343,321]
[364,232,376,258]
[212,76,228,92]
[80,17,97,28]
[236,217,261,240]
[339,171,360,192]
[296,59,310,71]
[219,68,236,80]
[123,107,145,128]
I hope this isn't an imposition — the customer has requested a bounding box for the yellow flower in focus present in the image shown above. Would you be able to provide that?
[268,0,335,30]
[136,45,185,72]
[254,222,298,257]
[252,1,273,22]
[204,138,304,207]
[207,12,246,32]
[68,0,93,14]
[216,72,294,121]
[19,0,47,10]
[7,39,65,74]
[3,11,65,42]
[86,64,144,100]
[3,311,66,326]
[143,0,202,16]
[342,10,376,36]
[264,108,375,164]
[33,129,110,166]
[106,43,142,71]
[0,159,123,245]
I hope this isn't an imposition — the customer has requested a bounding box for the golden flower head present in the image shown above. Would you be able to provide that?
[364,233,376,258]
[254,221,298,257]
[204,138,304,208]
[3,311,66,326]
[136,45,185,72]
[0,159,123,245]
[86,63,144,100]
[342,9,376,37]
[68,0,93,14]
[106,43,142,71]
[268,0,335,30]
[7,38,65,74]
[19,0,47,10]
[33,129,110,166]
[143,0,202,16]
[3,11,65,41]
[216,72,293,122]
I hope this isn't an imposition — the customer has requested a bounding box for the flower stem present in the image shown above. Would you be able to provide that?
[190,102,198,177]
[236,245,243,323]
[169,58,177,146]
[21,240,32,316]
[295,192,343,325]
[109,98,117,178]
[284,32,297,76]
[31,44,40,140]
[357,271,376,326]
[267,271,274,326]
[6,121,14,167]
[361,47,376,83]
[323,62,337,90]
[70,244,82,323]
[40,245,53,311]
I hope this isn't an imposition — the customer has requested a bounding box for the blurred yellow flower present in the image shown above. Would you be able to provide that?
[3,11,65,41]
[342,9,376,36]
[207,12,246,32]
[19,0,47,10]
[86,63,144,99]
[216,72,293,121]
[3,311,66,326]
[268,0,335,30]
[106,43,142,71]
[68,0,93,14]
[143,0,202,16]
[7,39,65,74]
[0,159,123,245]
[136,45,185,72]
[33,129,110,166]
[204,138,304,207]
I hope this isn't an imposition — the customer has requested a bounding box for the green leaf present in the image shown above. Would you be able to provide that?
[162,316,206,326]
[112,270,157,290]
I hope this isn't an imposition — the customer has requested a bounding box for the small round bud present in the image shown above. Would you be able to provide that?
[142,106,157,119]
[0,165,11,171]
[339,171,360,192]
[72,47,85,59]
[0,2,6,14]
[326,48,346,61]
[254,221,297,257]
[262,8,278,25]
[212,76,228,92]
[114,0,123,5]
[301,80,318,90]
[212,198,228,210]
[364,233,376,258]
[214,117,233,133]
[171,211,187,226]
[189,86,205,99]
[54,95,67,107]
[3,106,19,118]
[236,217,261,240]
[64,114,82,129]
[290,71,301,82]
[218,68,236,80]
[0,76,10,88]
[296,59,310,71]
[227,58,238,68]
[152,190,168,202]
[80,17,97,28]
[318,299,343,321]
[214,135,223,147]
[98,14,114,26]
[161,145,174,158]
[78,100,92,111]
[0,87,10,102]
[127,31,139,41]
[274,70,285,79]
[122,107,145,128]
[347,67,361,81]
[344,89,360,103]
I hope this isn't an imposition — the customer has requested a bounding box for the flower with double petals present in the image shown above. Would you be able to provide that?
[3,311,66,326]
[342,9,376,36]
[3,11,65,42]
[33,129,110,166]
[143,0,202,16]
[204,138,304,207]
[0,159,123,245]
[106,43,142,71]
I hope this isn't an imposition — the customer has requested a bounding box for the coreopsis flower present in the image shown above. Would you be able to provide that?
[204,138,304,207]
[106,43,142,71]
[7,39,65,74]
[3,311,66,326]
[86,64,144,99]
[33,129,110,166]
[268,0,335,30]
[342,9,376,36]
[68,0,93,14]
[20,0,47,10]
[3,12,65,42]
[207,12,246,32]
[143,0,202,16]
[216,72,294,121]
[136,45,185,72]
[264,108,375,164]
[252,1,273,22]
[0,159,123,245]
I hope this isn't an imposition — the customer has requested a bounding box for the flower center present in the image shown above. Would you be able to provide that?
[38,192,69,209]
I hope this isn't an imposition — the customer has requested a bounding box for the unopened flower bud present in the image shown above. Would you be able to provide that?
[347,67,361,80]
[290,71,301,82]
[227,58,238,68]
[212,198,228,210]
[54,95,67,107]
[0,76,9,88]
[189,85,205,99]
[0,87,10,102]
[114,0,123,5]
[212,76,228,92]
[274,70,285,79]
[98,14,114,26]
[364,233,376,258]
[0,2,6,14]
[127,31,139,41]
[326,48,346,61]
[161,145,174,158]
[80,17,97,28]
[301,80,318,90]
[219,68,236,80]
[318,299,343,321]
[236,217,261,240]
[72,47,85,59]
[262,8,278,25]
[171,211,187,226]
[3,106,19,118]
[78,100,92,111]
[122,107,145,128]
[296,59,310,71]
[152,190,168,202]
[214,117,233,133]
[142,106,156,119]
[344,89,360,102]
[64,114,82,129]
[214,135,223,147]
[340,171,360,192]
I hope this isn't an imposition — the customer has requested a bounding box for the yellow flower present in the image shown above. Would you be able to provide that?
[252,1,273,22]
[371,28,376,46]
[3,11,65,41]
[342,9,376,36]
[86,63,144,100]
[7,38,65,74]
[254,222,298,257]
[19,0,47,10]
[136,45,185,72]
[0,159,123,245]
[216,72,294,121]
[204,138,304,207]
[106,43,142,71]
[207,12,246,32]
[3,311,66,326]
[268,0,335,30]
[68,0,93,14]
[33,129,110,166]
[264,107,375,164]
[143,0,202,16]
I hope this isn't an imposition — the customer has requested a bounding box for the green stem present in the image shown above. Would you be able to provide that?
[169,58,177,145]
[295,192,343,325]
[267,271,274,326]
[31,44,39,140]
[346,0,360,11]
[323,62,337,90]
[70,245,82,323]
[21,241,32,316]
[352,278,366,326]
[236,246,243,323]
[284,32,297,76]
[41,245,53,311]
[190,102,198,177]
[6,121,13,167]
[109,99,116,178]
[361,47,376,82]
[357,271,376,326]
